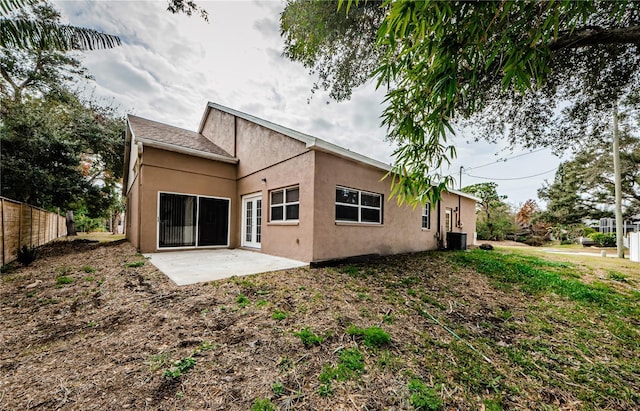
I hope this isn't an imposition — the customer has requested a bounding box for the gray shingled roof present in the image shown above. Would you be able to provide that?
[128,114,233,159]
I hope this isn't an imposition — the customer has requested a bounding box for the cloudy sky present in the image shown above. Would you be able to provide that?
[55,0,563,206]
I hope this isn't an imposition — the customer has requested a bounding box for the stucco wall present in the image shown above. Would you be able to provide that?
[136,146,237,253]
[234,118,307,178]
[236,151,315,262]
[311,151,476,262]
[200,108,236,156]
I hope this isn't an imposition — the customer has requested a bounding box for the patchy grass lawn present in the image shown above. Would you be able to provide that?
[0,240,638,410]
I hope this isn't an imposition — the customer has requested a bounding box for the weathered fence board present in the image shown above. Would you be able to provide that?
[1,197,67,266]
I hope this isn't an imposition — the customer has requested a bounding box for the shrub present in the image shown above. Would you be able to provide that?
[588,232,616,247]
[17,245,37,266]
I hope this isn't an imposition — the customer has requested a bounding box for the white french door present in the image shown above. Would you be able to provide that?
[242,194,262,249]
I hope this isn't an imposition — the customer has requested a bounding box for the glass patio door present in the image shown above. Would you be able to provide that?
[158,192,229,248]
[242,194,262,248]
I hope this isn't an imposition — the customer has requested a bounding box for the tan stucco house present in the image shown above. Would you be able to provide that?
[123,102,478,264]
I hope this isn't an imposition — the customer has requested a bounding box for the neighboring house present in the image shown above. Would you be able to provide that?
[123,102,478,264]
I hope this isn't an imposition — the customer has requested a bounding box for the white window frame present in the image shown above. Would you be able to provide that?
[270,185,300,222]
[422,203,431,230]
[335,186,383,224]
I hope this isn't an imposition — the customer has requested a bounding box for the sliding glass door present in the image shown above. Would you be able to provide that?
[158,192,229,248]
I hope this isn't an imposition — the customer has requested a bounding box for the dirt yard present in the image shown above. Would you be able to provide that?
[1,239,638,410]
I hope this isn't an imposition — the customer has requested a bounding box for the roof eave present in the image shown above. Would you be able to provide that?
[138,137,239,164]
[306,138,392,172]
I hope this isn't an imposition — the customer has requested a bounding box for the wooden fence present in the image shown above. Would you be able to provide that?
[0,196,67,266]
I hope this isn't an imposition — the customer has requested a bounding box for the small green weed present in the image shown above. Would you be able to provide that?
[163,357,196,379]
[320,347,365,384]
[271,382,285,396]
[294,328,324,347]
[56,276,73,285]
[607,271,629,283]
[408,378,442,411]
[318,383,333,397]
[382,313,395,324]
[272,309,289,320]
[84,276,94,282]
[250,398,275,411]
[484,398,504,411]
[125,261,145,268]
[256,299,268,307]
[86,321,97,327]
[236,293,250,308]
[198,341,217,351]
[0,262,16,274]
[340,265,360,277]
[347,325,391,348]
[146,352,171,371]
[81,265,96,274]
[278,356,292,370]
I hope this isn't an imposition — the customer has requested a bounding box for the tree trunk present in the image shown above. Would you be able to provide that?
[66,210,77,236]
[612,104,624,258]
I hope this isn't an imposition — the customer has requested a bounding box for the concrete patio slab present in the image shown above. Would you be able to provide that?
[144,249,308,286]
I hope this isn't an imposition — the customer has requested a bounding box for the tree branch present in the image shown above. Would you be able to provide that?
[550,25,640,50]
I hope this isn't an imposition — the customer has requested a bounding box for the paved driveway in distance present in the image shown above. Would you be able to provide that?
[144,249,308,286]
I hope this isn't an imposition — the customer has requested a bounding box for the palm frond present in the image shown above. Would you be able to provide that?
[0,18,121,50]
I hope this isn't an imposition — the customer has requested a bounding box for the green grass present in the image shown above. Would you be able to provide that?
[294,328,324,347]
[55,276,73,285]
[408,378,442,411]
[346,325,391,348]
[450,249,640,317]
[236,293,250,308]
[319,347,365,385]
[81,265,96,274]
[271,309,289,320]
[125,261,145,268]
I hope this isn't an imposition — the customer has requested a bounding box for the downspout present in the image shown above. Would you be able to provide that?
[437,199,443,249]
[458,194,462,230]
[137,141,143,251]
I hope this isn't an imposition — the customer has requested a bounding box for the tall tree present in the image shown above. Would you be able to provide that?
[1,90,124,217]
[1,1,124,233]
[0,3,89,103]
[538,131,640,223]
[281,1,640,206]
[462,182,514,241]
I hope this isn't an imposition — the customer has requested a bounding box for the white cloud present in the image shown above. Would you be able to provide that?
[53,0,561,206]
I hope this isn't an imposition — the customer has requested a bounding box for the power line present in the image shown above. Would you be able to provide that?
[465,167,556,181]
[465,147,548,171]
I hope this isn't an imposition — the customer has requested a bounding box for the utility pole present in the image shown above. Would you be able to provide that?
[612,102,624,258]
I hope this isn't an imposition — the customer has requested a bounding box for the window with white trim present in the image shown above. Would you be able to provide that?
[270,186,299,221]
[335,186,382,224]
[421,203,431,229]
